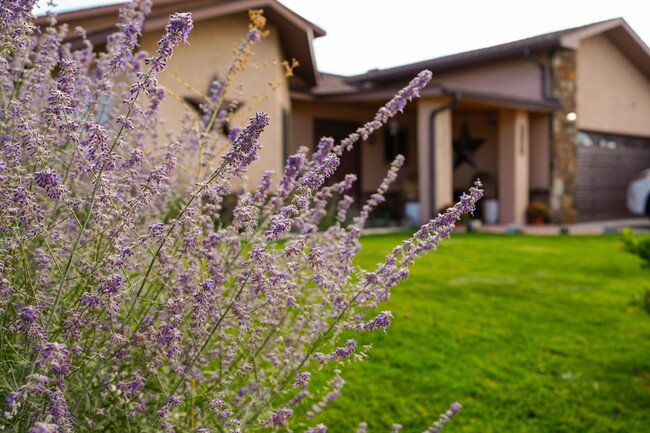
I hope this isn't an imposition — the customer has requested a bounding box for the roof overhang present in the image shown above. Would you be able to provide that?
[343,18,650,86]
[292,81,561,113]
[560,18,650,78]
[36,0,325,86]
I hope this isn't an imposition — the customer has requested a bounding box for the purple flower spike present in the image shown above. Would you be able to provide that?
[221,112,270,176]
[28,423,57,433]
[247,28,262,43]
[263,407,293,428]
[361,311,394,332]
[143,12,193,76]
[425,402,463,433]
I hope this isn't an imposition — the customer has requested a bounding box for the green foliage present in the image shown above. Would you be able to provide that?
[622,227,650,268]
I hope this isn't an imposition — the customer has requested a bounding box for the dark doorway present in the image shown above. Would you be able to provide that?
[313,119,362,201]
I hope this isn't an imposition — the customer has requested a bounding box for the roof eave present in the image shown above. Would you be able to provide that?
[37,0,325,86]
[293,83,561,113]
[345,39,562,85]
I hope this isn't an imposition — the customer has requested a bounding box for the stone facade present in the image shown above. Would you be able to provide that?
[550,49,579,223]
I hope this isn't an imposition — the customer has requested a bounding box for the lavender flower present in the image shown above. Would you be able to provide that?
[118,372,146,400]
[0,3,477,430]
[359,311,394,332]
[330,339,357,361]
[98,274,125,296]
[424,402,462,433]
[46,389,74,431]
[157,395,183,418]
[263,407,293,428]
[28,423,57,433]
[145,13,193,74]
[156,323,182,359]
[334,70,432,155]
[106,0,151,72]
[128,12,193,100]
[293,372,311,391]
[33,169,63,199]
[221,112,269,177]
[36,342,71,378]
[246,28,262,43]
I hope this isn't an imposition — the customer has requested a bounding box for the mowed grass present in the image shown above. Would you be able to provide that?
[309,233,650,433]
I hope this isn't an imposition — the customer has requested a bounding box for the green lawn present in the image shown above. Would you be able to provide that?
[309,233,650,432]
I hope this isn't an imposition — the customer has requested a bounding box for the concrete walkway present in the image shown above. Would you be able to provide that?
[362,218,650,236]
[472,218,650,235]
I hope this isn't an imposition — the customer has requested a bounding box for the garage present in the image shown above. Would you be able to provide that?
[576,130,650,221]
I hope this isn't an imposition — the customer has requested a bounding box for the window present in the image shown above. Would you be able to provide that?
[577,130,650,150]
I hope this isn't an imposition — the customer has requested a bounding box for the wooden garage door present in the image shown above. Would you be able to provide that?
[576,131,650,221]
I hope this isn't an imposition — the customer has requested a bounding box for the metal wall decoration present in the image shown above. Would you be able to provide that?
[453,122,485,169]
[183,75,243,136]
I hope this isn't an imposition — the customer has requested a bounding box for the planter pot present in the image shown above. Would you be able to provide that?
[404,201,420,226]
[531,216,545,225]
[483,199,499,224]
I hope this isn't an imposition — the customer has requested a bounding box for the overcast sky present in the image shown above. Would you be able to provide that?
[36,0,650,76]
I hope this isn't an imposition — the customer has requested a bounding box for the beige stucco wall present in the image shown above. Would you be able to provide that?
[139,12,291,186]
[436,57,544,101]
[577,34,650,136]
[498,109,530,225]
[417,98,454,222]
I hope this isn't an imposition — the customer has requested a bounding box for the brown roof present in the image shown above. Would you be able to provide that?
[292,80,561,113]
[292,17,650,112]
[37,0,326,86]
[345,18,650,84]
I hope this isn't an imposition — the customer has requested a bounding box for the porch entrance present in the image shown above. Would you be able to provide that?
[314,119,362,201]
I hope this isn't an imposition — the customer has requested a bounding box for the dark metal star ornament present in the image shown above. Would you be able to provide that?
[183,75,243,136]
[453,122,485,169]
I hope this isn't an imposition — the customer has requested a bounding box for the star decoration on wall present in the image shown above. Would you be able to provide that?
[453,122,486,169]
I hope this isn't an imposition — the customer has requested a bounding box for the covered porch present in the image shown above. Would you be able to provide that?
[414,92,557,226]
[290,80,560,228]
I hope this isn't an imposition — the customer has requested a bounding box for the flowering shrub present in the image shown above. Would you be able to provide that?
[0,1,482,432]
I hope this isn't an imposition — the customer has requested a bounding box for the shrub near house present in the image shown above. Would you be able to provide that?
[0,2,481,432]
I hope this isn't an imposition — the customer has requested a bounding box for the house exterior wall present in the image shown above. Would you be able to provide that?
[417,98,454,222]
[577,34,650,137]
[139,12,291,185]
[498,109,530,225]
[436,57,543,101]
[290,101,418,194]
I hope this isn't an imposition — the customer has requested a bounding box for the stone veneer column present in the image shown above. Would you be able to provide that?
[550,49,579,223]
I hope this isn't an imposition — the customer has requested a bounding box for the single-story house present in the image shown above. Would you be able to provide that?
[42,0,650,224]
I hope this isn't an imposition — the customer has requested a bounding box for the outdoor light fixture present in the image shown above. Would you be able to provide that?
[565,112,577,122]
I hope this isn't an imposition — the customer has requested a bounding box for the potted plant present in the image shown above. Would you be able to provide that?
[526,201,550,224]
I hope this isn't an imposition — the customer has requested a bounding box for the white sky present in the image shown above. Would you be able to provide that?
[36,0,650,76]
